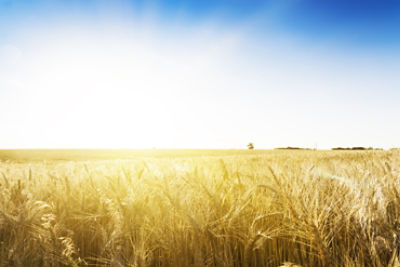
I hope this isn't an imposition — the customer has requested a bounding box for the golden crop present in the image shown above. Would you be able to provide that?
[0,150,399,266]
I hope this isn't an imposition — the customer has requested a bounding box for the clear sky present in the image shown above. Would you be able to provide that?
[1,0,400,149]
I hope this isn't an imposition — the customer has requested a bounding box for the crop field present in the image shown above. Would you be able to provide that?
[1,149,400,267]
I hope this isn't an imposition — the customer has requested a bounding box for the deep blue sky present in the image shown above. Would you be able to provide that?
[1,0,400,49]
[282,0,400,46]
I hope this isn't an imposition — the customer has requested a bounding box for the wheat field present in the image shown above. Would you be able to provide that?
[1,149,400,267]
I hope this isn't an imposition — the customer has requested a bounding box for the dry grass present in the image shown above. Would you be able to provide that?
[1,149,400,266]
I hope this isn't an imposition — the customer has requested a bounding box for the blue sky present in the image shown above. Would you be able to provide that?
[3,0,400,45]
[0,0,400,149]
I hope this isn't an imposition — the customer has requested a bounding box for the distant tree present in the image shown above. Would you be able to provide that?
[247,142,254,150]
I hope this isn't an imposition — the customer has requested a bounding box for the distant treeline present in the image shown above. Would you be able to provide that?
[275,147,313,150]
[275,147,386,151]
[331,147,383,150]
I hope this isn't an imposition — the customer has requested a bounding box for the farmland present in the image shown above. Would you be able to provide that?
[1,149,400,266]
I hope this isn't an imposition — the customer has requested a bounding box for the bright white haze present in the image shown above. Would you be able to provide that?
[1,3,400,149]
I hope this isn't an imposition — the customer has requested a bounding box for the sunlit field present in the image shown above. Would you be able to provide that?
[1,149,400,267]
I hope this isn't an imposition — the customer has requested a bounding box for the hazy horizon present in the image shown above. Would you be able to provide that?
[1,0,400,149]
